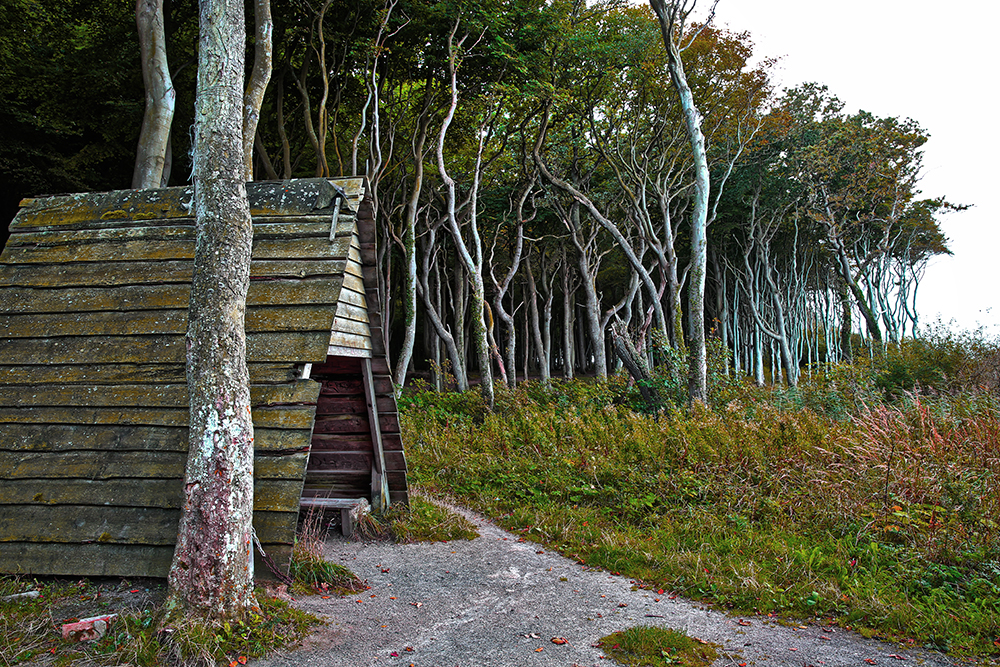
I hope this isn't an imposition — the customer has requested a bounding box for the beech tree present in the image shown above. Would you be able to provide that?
[164,0,271,623]
[133,0,175,189]
[648,0,718,403]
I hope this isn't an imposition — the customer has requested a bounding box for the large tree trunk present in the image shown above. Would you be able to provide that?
[133,0,175,189]
[165,0,256,623]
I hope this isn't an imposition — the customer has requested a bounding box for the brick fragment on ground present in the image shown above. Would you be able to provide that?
[61,614,117,642]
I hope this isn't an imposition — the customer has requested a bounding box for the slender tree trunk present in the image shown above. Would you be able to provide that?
[649,0,716,404]
[133,0,175,189]
[242,0,272,182]
[562,252,574,379]
[165,0,255,623]
[393,102,432,392]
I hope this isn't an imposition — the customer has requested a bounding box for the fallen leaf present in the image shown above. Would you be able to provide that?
[888,655,907,660]
[819,636,831,641]
[411,602,423,608]
[535,647,544,652]
[229,662,237,667]
[788,647,798,651]
[321,596,330,599]
[405,647,414,652]
[130,589,140,593]
[389,597,397,600]
[865,660,877,664]
[737,619,751,626]
[657,589,664,595]
[617,603,627,608]
[390,652,399,657]
[551,637,568,645]
[238,658,248,665]
[536,550,545,554]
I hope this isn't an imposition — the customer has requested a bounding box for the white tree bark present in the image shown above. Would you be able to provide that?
[243,0,272,181]
[165,0,256,623]
[133,0,175,189]
[649,0,718,403]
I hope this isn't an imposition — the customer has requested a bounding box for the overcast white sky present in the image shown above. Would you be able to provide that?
[705,0,1000,335]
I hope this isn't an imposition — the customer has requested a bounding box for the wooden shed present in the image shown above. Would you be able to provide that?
[0,177,408,577]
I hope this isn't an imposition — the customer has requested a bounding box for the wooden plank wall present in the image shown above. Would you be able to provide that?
[327,228,372,358]
[355,193,409,505]
[0,178,362,577]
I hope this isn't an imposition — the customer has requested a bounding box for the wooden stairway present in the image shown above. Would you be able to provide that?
[301,355,408,510]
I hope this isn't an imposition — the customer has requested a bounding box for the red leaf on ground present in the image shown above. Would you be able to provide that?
[551,637,568,645]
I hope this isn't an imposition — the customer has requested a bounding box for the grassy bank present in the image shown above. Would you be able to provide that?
[400,338,1000,658]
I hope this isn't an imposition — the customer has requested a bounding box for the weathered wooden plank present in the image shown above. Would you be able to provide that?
[311,357,362,375]
[0,404,315,429]
[309,434,373,452]
[1,331,332,365]
[379,414,400,433]
[0,478,303,513]
[375,397,397,413]
[342,272,366,295]
[1,306,336,339]
[337,287,366,309]
[381,433,404,450]
[333,305,370,325]
[0,450,308,481]
[6,179,361,232]
[0,543,176,577]
[383,451,406,471]
[345,259,364,280]
[0,542,292,578]
[0,259,355,289]
[316,395,367,415]
[0,505,294,545]
[370,357,390,374]
[0,381,318,409]
[0,362,301,386]
[318,379,363,395]
[331,317,371,337]
[300,486,369,500]
[328,332,372,351]
[327,344,372,359]
[305,452,372,473]
[312,413,369,434]
[0,424,308,453]
[1,235,354,265]
[1,277,343,314]
[371,377,394,395]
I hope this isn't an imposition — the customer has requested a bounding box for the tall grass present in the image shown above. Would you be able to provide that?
[399,337,1000,658]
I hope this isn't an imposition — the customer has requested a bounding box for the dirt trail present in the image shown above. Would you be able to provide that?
[251,503,959,667]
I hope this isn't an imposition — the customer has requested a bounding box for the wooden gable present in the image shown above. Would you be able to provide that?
[0,177,405,578]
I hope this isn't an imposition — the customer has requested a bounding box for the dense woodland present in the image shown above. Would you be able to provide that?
[1,0,958,396]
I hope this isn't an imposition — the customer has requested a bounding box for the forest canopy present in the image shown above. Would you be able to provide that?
[0,0,957,393]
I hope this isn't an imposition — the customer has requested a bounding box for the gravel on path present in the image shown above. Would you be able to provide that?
[251,503,959,667]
